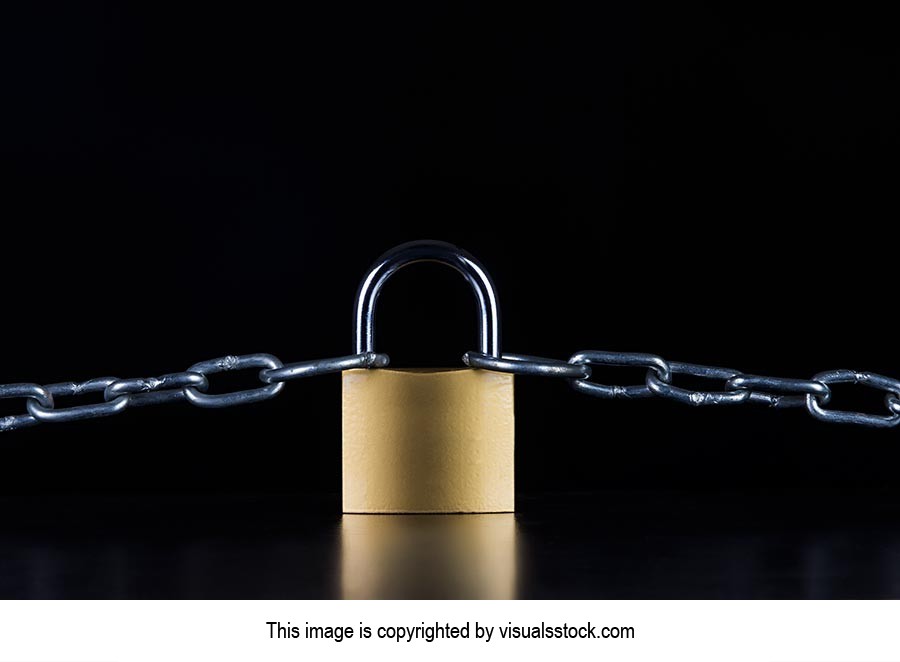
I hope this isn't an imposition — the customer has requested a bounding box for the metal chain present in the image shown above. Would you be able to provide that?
[2,348,899,432]
[464,351,900,429]
[0,352,389,432]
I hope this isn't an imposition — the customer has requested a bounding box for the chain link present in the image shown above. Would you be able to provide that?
[646,362,752,406]
[104,371,209,407]
[0,384,53,432]
[804,370,900,429]
[2,346,899,431]
[889,395,900,416]
[463,352,590,379]
[27,377,130,424]
[724,373,831,409]
[182,354,286,409]
[566,351,670,399]
[261,352,389,383]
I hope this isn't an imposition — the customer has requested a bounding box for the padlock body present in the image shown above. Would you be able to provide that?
[342,368,514,513]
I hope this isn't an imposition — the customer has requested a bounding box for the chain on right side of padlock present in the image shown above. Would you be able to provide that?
[463,347,900,429]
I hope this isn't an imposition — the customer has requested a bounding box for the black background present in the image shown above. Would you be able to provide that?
[1,3,899,598]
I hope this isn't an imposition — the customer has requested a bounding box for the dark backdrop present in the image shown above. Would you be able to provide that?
[2,3,898,497]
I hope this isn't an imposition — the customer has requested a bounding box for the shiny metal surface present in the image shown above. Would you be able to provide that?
[26,377,130,423]
[183,354,285,408]
[104,371,209,407]
[568,350,671,399]
[463,352,589,379]
[646,362,752,406]
[261,352,389,383]
[0,351,387,432]
[805,370,900,428]
[889,396,900,416]
[726,373,832,409]
[352,240,501,357]
[0,383,53,431]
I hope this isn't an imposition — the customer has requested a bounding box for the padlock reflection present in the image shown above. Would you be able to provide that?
[340,514,517,599]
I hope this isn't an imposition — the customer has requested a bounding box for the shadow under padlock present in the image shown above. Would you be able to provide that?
[342,241,515,513]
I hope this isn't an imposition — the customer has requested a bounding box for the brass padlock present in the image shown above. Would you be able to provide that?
[342,241,514,513]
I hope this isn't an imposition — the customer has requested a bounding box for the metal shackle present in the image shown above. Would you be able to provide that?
[352,240,501,358]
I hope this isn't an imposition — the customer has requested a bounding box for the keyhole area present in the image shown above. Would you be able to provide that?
[374,263,481,368]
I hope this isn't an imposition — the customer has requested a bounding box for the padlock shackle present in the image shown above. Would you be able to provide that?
[353,240,501,358]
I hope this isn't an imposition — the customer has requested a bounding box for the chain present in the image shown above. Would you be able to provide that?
[463,351,900,429]
[2,348,899,432]
[0,352,389,433]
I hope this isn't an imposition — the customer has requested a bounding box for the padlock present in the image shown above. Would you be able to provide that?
[342,241,515,513]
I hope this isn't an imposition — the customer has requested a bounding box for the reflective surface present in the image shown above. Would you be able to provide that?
[341,514,516,599]
[2,490,900,599]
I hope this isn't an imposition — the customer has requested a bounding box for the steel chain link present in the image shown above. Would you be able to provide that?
[2,348,899,431]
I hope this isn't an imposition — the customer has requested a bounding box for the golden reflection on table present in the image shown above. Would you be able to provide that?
[340,514,518,599]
